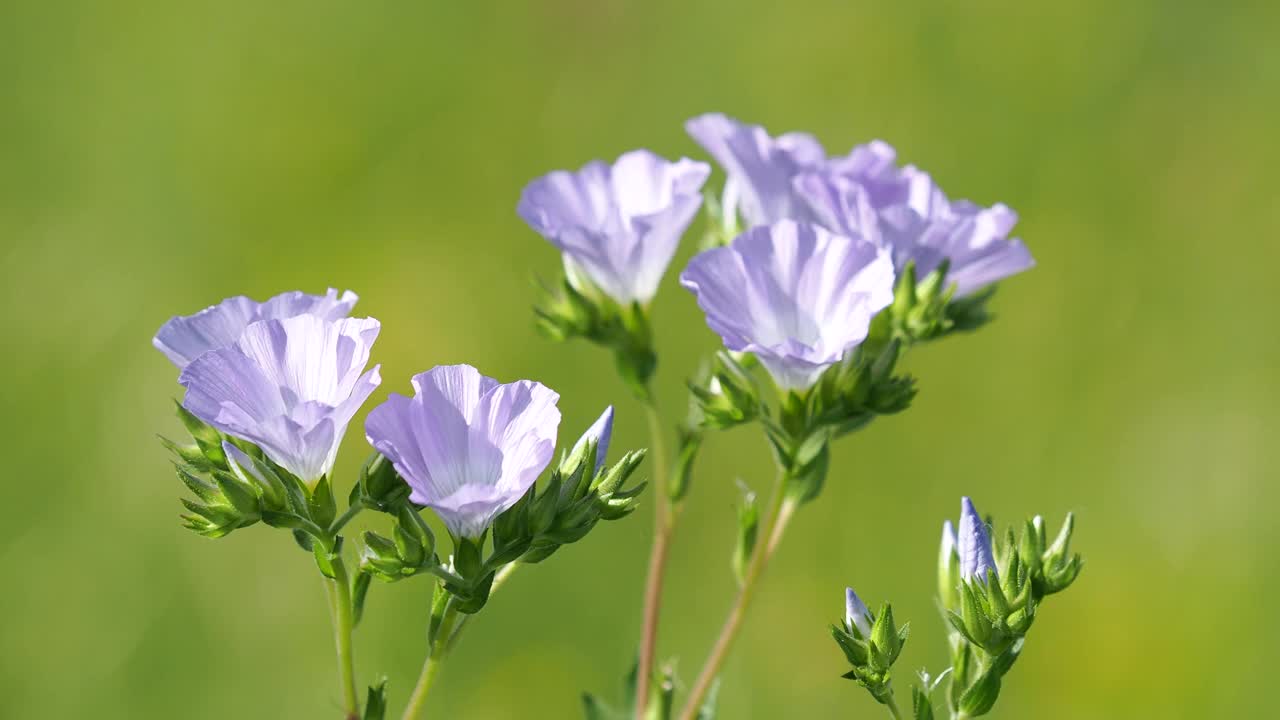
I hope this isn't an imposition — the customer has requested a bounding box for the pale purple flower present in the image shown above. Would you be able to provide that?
[823,141,940,217]
[796,171,1033,297]
[566,405,614,476]
[686,113,826,226]
[179,315,382,483]
[845,586,873,637]
[879,201,1035,297]
[154,289,359,369]
[957,496,997,583]
[680,220,895,391]
[518,150,710,305]
[364,364,562,538]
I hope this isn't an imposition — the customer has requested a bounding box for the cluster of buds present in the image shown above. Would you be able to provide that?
[881,260,981,344]
[165,403,266,539]
[831,498,1082,720]
[685,334,918,505]
[491,442,648,567]
[831,588,910,708]
[166,402,365,577]
[935,497,1083,717]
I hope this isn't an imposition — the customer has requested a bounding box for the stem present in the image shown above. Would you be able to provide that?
[885,694,904,720]
[676,485,798,720]
[329,503,365,535]
[444,562,519,652]
[324,559,360,720]
[402,600,462,720]
[635,400,675,717]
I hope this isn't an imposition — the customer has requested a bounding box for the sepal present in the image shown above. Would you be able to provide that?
[358,507,440,583]
[363,678,388,720]
[534,276,656,400]
[688,351,760,430]
[354,453,411,513]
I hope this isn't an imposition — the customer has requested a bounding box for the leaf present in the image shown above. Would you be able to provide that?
[352,571,373,627]
[957,662,1002,717]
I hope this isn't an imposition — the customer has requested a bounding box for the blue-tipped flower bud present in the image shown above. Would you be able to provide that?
[958,496,997,584]
[562,406,613,477]
[845,587,874,637]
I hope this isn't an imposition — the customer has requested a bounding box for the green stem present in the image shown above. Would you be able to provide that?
[676,474,797,720]
[885,694,904,720]
[444,562,519,652]
[635,400,676,718]
[329,503,366,535]
[401,599,462,720]
[324,559,360,720]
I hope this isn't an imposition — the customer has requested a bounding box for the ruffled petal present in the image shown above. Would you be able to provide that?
[519,151,707,304]
[153,296,258,368]
[681,220,894,391]
[363,365,562,538]
[685,113,825,225]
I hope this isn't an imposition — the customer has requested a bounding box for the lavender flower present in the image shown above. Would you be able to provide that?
[957,496,997,583]
[680,220,895,391]
[364,364,562,539]
[796,169,1034,297]
[685,113,826,226]
[879,201,1035,297]
[179,315,382,483]
[154,289,359,369]
[518,150,710,305]
[844,587,873,637]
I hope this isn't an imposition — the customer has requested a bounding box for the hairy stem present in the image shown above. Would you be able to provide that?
[677,484,798,720]
[635,400,676,717]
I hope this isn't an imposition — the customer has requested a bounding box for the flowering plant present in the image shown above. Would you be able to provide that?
[153,114,1080,720]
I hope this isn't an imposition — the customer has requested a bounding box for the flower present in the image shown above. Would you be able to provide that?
[364,364,562,539]
[518,149,710,305]
[179,315,382,483]
[844,586,873,637]
[686,111,1033,297]
[685,113,826,226]
[680,220,895,391]
[797,172,1034,297]
[154,289,359,369]
[564,405,614,476]
[878,201,1035,297]
[957,496,997,583]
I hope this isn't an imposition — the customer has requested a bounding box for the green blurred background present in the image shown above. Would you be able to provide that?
[2,1,1276,717]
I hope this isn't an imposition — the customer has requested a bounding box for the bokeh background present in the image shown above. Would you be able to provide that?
[3,1,1276,717]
